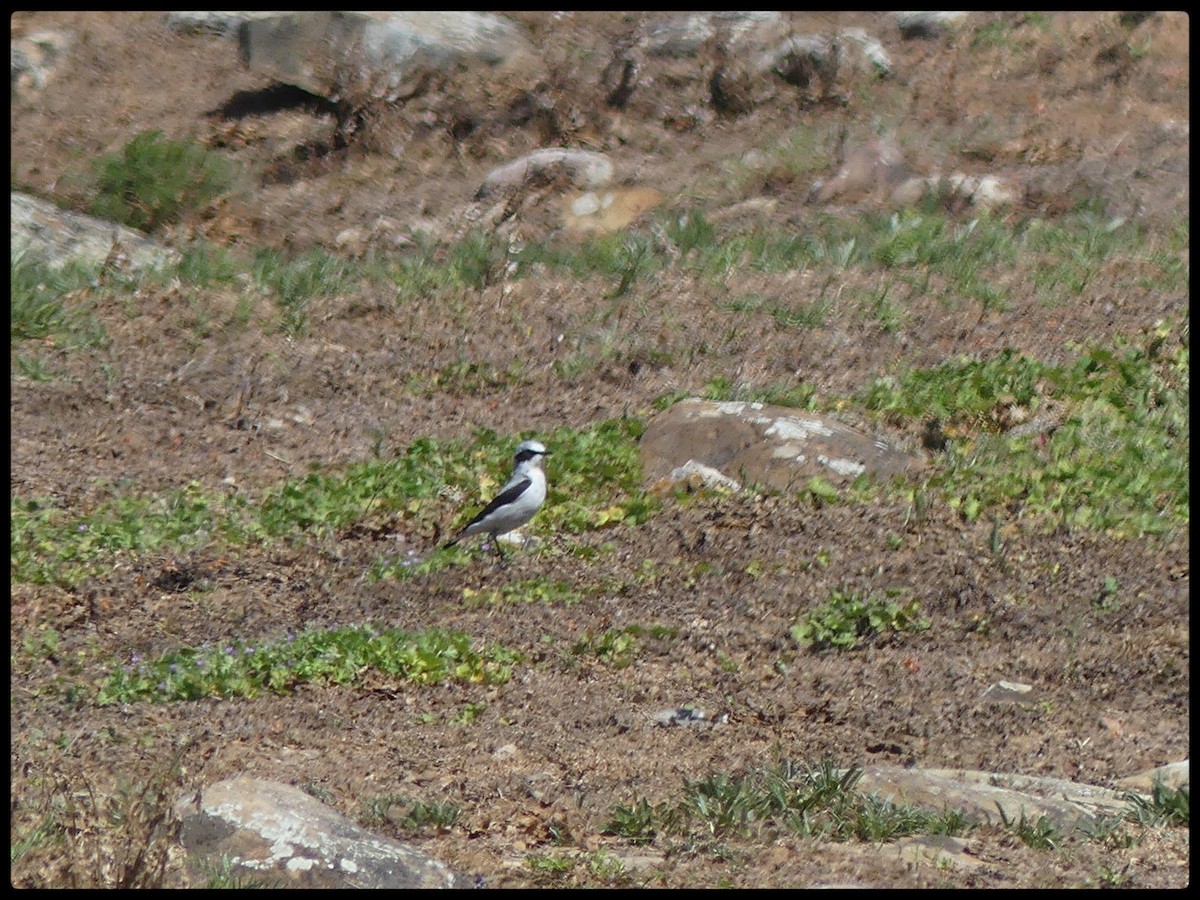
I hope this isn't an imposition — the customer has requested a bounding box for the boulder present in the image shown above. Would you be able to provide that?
[11,191,180,272]
[175,776,468,889]
[238,11,533,100]
[641,399,925,492]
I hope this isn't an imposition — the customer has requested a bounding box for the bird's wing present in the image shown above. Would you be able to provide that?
[463,476,532,528]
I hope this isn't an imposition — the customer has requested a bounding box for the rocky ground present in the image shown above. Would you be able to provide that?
[9,11,1189,888]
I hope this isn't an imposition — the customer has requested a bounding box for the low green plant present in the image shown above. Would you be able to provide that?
[252,248,362,335]
[89,130,239,232]
[462,577,583,608]
[527,852,575,874]
[1123,780,1189,827]
[96,626,521,704]
[198,855,282,889]
[359,794,461,833]
[792,589,930,651]
[698,376,817,410]
[12,420,659,588]
[859,322,1188,537]
[605,797,665,845]
[999,807,1061,850]
[448,229,507,290]
[571,628,641,668]
[10,253,108,349]
[10,814,63,865]
[606,759,970,845]
[1080,814,1138,850]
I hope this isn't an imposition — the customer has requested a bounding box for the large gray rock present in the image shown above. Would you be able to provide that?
[11,29,72,98]
[476,148,615,201]
[892,11,971,40]
[11,191,180,272]
[175,777,468,889]
[858,766,1134,830]
[165,11,287,37]
[641,399,925,491]
[759,28,891,85]
[237,11,533,99]
[642,12,787,57]
[1111,760,1190,794]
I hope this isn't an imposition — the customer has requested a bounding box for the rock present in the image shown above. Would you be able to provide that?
[237,11,533,100]
[759,29,891,89]
[560,186,664,236]
[978,680,1035,705]
[653,705,726,727]
[476,148,615,201]
[857,766,1132,830]
[11,191,180,272]
[892,12,971,40]
[1111,760,1189,795]
[642,12,786,58]
[174,777,468,889]
[11,29,72,98]
[892,173,1022,210]
[663,459,743,493]
[640,399,925,492]
[164,11,283,37]
[810,137,909,205]
[891,834,983,871]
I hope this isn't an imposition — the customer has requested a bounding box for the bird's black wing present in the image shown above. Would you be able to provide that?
[463,477,532,528]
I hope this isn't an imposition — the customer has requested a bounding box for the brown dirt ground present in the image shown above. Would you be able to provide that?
[9,11,1189,888]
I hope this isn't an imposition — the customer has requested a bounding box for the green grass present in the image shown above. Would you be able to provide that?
[696,375,818,410]
[96,625,520,704]
[1123,780,1189,827]
[521,206,1182,311]
[999,808,1062,850]
[605,759,970,845]
[859,322,1188,536]
[89,130,240,233]
[251,247,366,335]
[10,253,108,349]
[12,419,658,588]
[10,815,63,865]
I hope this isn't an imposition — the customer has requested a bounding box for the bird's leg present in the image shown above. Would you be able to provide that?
[490,535,508,564]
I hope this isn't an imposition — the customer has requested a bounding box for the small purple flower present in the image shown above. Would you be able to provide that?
[224,646,235,655]
[77,524,89,533]
[169,663,179,672]
[130,653,142,665]
[197,658,207,670]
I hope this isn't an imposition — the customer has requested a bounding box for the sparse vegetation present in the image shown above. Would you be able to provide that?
[11,253,108,350]
[607,760,970,844]
[1124,780,1189,828]
[10,9,1188,891]
[89,130,240,232]
[791,589,931,650]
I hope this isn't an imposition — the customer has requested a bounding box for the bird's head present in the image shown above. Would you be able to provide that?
[514,440,549,466]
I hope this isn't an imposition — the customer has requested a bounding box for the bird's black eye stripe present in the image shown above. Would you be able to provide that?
[514,447,547,463]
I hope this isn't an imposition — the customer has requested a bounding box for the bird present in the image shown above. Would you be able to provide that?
[443,439,550,558]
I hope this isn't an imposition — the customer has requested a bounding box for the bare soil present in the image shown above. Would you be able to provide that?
[9,11,1189,888]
